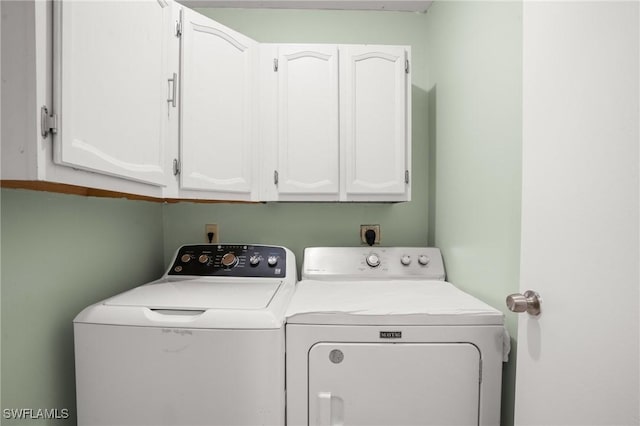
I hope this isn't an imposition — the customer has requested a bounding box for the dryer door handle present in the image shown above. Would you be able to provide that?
[316,392,344,426]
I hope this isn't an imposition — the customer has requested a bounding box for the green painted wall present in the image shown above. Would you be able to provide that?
[425,2,522,425]
[0,189,164,425]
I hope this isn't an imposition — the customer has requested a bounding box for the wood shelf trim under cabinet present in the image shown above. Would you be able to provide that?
[0,180,257,204]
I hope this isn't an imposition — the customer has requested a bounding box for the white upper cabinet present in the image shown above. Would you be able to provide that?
[261,44,411,202]
[54,0,172,187]
[2,1,411,202]
[275,45,340,197]
[342,45,409,199]
[178,8,258,198]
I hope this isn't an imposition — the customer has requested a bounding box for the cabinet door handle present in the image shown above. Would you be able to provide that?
[167,73,177,108]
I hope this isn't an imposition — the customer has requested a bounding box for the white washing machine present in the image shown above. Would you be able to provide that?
[74,244,296,426]
[286,247,508,426]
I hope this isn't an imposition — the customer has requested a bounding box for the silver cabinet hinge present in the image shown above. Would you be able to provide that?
[273,58,279,72]
[405,170,410,184]
[274,170,279,185]
[173,159,181,176]
[405,59,410,74]
[175,10,183,37]
[40,106,57,139]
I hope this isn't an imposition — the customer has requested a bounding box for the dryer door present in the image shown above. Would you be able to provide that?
[308,342,480,426]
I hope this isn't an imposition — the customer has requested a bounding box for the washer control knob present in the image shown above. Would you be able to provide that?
[249,255,261,266]
[366,254,381,268]
[181,254,192,263]
[198,254,209,264]
[221,253,238,268]
[267,256,278,267]
[401,255,412,266]
[418,255,430,266]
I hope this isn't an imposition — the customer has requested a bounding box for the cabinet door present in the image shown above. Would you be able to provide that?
[276,45,339,196]
[343,46,408,196]
[179,9,257,194]
[54,0,171,187]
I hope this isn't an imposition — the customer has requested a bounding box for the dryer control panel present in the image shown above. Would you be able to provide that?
[302,247,445,280]
[168,244,287,278]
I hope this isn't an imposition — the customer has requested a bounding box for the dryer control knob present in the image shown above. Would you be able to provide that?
[418,255,430,266]
[267,255,278,267]
[198,254,209,264]
[181,254,192,263]
[366,254,381,268]
[221,253,238,268]
[401,255,412,266]
[249,255,261,266]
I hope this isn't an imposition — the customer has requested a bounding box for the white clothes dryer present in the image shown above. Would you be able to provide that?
[74,244,296,426]
[286,247,508,426]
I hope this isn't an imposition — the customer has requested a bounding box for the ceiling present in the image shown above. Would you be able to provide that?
[177,0,433,13]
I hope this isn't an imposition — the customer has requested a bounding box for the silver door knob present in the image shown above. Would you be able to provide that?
[506,290,542,316]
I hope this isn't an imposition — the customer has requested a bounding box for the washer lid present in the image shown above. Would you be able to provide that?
[285,280,504,325]
[104,279,282,311]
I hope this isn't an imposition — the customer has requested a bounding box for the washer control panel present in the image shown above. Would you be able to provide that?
[168,244,286,277]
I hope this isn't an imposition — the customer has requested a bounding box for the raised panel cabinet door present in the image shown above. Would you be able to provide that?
[343,46,408,196]
[54,0,171,186]
[276,45,339,196]
[180,8,256,194]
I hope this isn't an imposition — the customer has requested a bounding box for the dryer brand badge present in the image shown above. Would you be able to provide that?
[379,331,402,339]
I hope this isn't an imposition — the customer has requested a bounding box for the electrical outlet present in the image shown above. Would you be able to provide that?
[360,224,380,245]
[205,224,219,243]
